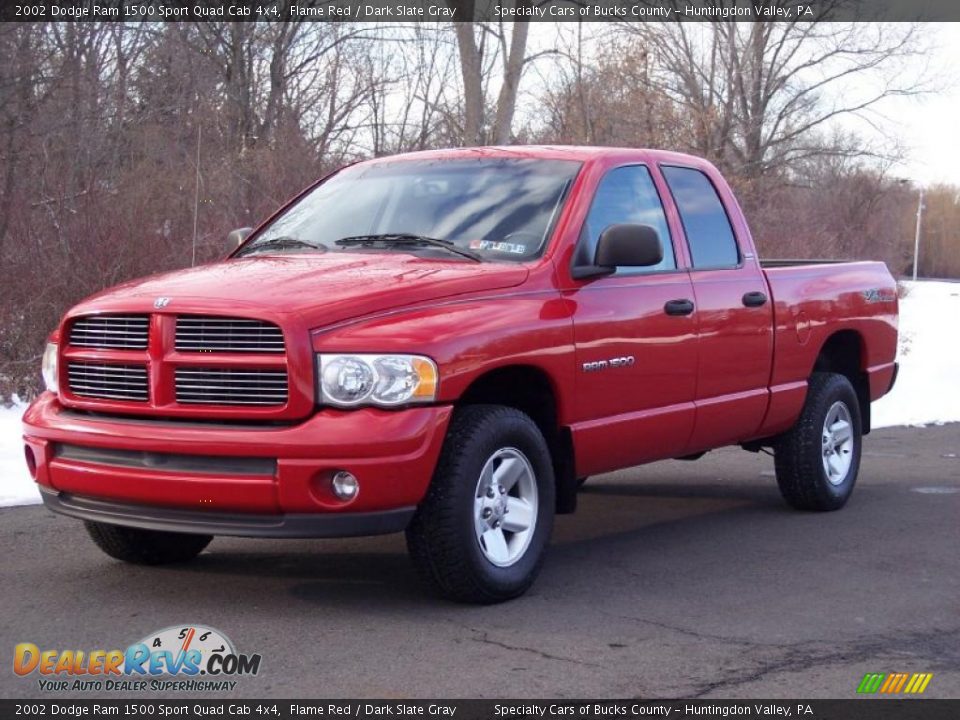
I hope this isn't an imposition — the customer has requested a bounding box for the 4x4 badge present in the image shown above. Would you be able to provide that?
[154,297,171,309]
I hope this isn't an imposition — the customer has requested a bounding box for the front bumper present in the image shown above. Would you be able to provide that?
[39,488,414,538]
[23,393,452,537]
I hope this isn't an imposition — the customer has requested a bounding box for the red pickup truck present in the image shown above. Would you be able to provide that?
[23,146,898,603]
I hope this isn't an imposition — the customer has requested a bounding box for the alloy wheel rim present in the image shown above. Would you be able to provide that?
[473,447,538,567]
[822,401,855,486]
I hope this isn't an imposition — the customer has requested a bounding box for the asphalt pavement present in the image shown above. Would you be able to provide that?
[2,424,958,699]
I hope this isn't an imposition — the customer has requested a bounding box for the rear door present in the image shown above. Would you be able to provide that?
[659,165,774,452]
[569,164,699,475]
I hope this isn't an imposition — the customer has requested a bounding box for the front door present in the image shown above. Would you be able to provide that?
[568,164,699,476]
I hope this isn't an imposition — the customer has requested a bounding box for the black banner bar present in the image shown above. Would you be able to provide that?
[1,0,960,23]
[2,700,959,720]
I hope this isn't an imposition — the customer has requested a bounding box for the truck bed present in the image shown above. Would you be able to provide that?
[759,259,899,437]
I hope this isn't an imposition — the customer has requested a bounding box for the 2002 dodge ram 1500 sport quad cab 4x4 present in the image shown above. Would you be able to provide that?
[23,147,899,603]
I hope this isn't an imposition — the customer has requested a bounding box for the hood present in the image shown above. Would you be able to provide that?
[69,253,529,329]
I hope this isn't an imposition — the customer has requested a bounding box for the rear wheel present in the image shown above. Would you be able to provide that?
[774,372,862,511]
[406,405,555,603]
[85,522,212,565]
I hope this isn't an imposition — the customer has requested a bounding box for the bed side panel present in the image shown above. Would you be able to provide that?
[757,261,898,437]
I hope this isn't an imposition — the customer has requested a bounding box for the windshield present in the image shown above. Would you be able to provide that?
[238,157,582,262]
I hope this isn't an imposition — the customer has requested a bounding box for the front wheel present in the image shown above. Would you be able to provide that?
[774,372,862,511]
[406,405,555,603]
[85,522,212,565]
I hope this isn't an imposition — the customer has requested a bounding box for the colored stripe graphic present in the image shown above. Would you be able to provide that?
[857,673,885,693]
[857,672,932,694]
[905,673,933,694]
[889,673,909,693]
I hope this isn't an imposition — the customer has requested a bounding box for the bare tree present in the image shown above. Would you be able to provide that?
[626,10,928,177]
[365,24,460,155]
[534,25,682,148]
[452,19,532,145]
[0,26,45,255]
[918,185,960,278]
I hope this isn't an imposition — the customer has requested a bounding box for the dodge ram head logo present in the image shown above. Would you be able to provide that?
[154,297,171,309]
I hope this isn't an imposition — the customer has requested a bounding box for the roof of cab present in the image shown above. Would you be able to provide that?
[361,145,709,167]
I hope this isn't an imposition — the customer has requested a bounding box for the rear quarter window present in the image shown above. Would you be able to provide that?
[662,166,740,269]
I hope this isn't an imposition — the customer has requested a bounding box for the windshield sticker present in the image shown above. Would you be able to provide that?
[469,240,528,255]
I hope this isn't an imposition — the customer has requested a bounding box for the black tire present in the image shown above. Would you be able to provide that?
[774,372,862,511]
[85,521,212,565]
[406,405,555,604]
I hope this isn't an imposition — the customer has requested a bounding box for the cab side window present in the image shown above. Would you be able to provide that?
[579,165,675,275]
[661,166,740,269]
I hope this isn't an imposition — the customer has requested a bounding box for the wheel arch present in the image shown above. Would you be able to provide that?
[456,364,578,515]
[812,329,871,434]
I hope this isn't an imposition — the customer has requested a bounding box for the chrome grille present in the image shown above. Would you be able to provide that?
[67,362,149,402]
[175,316,284,353]
[175,368,288,406]
[69,315,149,350]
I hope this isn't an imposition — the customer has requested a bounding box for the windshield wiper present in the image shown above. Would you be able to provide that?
[236,236,325,257]
[335,233,483,262]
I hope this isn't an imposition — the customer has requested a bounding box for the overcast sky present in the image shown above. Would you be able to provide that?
[884,23,960,186]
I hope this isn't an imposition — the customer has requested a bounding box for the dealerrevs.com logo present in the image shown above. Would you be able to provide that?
[14,625,262,693]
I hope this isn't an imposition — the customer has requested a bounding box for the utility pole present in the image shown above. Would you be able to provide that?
[912,188,924,282]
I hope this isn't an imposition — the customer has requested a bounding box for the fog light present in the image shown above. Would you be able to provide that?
[24,446,37,479]
[331,471,359,500]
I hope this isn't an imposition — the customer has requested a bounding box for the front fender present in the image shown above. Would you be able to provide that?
[310,290,578,424]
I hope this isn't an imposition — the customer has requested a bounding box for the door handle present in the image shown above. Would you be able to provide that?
[742,291,768,307]
[664,299,695,316]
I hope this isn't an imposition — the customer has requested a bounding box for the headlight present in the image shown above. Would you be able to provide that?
[42,342,59,394]
[318,354,438,407]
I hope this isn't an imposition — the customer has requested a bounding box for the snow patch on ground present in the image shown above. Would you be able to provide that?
[0,400,39,507]
[1,281,958,507]
[872,280,960,428]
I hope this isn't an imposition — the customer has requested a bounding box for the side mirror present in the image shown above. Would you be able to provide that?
[571,224,664,279]
[596,224,663,268]
[227,227,253,250]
